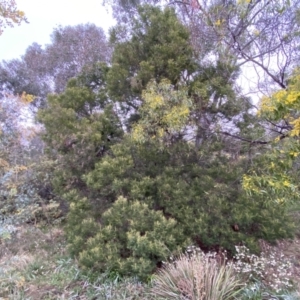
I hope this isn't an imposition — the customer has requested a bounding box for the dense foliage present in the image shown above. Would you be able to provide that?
[35,5,297,279]
[243,71,300,205]
[1,1,299,284]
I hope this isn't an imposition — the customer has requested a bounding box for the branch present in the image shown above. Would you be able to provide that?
[220,131,287,145]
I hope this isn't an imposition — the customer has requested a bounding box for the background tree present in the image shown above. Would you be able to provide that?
[105,0,300,93]
[45,24,111,93]
[0,24,110,106]
[175,0,300,91]
[0,0,27,35]
[0,43,51,102]
[0,93,62,227]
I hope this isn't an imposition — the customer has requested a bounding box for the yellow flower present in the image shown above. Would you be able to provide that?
[289,151,299,157]
[283,180,290,187]
[276,198,285,204]
[268,180,275,186]
[290,118,300,136]
[274,136,281,143]
[215,19,222,26]
[285,91,298,105]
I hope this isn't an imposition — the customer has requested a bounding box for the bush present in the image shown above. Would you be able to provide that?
[233,245,293,292]
[77,196,189,280]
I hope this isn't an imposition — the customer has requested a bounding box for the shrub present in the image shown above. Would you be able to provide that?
[233,245,293,292]
[77,196,189,280]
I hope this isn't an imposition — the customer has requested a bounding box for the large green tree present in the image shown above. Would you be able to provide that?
[107,5,196,113]
[37,4,295,280]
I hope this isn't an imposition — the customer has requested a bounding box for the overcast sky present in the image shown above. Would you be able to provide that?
[0,0,115,61]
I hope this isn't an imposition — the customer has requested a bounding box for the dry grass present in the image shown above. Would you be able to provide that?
[0,225,157,299]
[151,251,242,300]
[0,225,67,299]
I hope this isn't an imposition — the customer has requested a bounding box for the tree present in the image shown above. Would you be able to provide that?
[107,5,196,113]
[0,0,27,35]
[0,43,52,102]
[63,79,292,279]
[177,0,300,91]
[45,24,111,93]
[0,24,110,106]
[106,0,300,93]
[37,75,123,201]
[37,4,296,280]
[107,4,245,147]
[242,70,300,204]
[80,81,293,278]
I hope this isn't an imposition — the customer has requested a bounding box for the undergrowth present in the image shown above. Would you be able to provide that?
[0,224,299,299]
[0,225,157,299]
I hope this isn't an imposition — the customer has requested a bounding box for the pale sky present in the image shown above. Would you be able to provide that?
[0,0,115,61]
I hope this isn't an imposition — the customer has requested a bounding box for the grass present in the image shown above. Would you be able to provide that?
[151,250,243,300]
[0,225,157,299]
[238,281,300,300]
[0,222,299,299]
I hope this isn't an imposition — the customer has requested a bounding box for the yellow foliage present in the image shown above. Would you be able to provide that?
[246,71,300,202]
[242,174,255,192]
[275,198,285,204]
[258,72,300,139]
[289,151,299,157]
[131,123,146,143]
[145,95,164,110]
[215,19,222,26]
[20,92,35,104]
[163,104,189,129]
[0,0,27,34]
[258,96,276,116]
[283,180,290,187]
[132,80,192,143]
[290,118,300,136]
[274,136,281,143]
